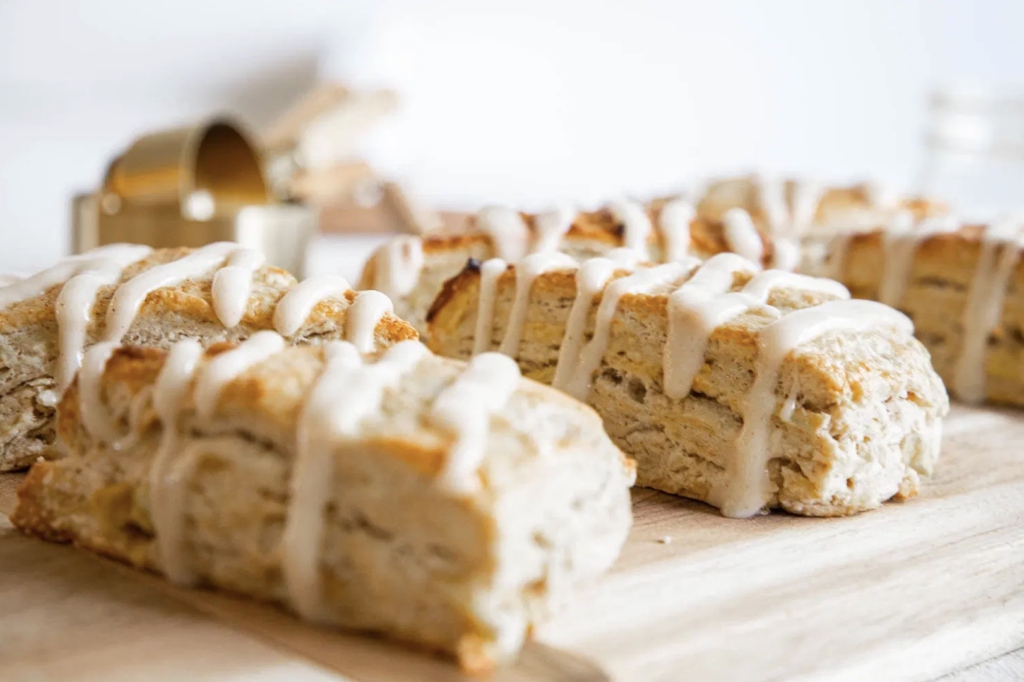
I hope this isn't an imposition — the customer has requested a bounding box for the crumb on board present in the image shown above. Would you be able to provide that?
[657,536,672,545]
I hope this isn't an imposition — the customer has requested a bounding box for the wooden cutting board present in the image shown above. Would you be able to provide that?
[2,404,1023,682]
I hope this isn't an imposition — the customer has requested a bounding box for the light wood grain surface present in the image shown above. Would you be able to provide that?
[2,404,1023,681]
[941,650,1024,681]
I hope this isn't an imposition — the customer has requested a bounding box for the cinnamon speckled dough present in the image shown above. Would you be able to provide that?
[0,248,417,471]
[358,207,779,335]
[426,261,949,517]
[834,225,1024,407]
[12,344,635,673]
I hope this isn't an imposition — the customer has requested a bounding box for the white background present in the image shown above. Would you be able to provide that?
[1,0,1023,273]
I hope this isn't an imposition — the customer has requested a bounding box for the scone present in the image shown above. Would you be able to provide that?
[827,215,1024,406]
[12,336,635,673]
[359,178,942,338]
[426,252,949,517]
[0,242,416,471]
[698,175,895,236]
[358,200,788,336]
[695,173,948,275]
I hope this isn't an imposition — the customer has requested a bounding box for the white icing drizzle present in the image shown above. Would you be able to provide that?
[878,213,959,308]
[556,261,696,400]
[0,244,151,311]
[771,238,801,272]
[604,247,646,268]
[103,242,238,344]
[18,243,283,446]
[532,205,576,254]
[607,199,653,257]
[283,340,427,622]
[211,248,266,328]
[149,338,206,585]
[756,175,789,234]
[863,181,900,209]
[664,258,849,400]
[664,254,761,399]
[687,178,709,205]
[658,199,695,263]
[54,271,119,397]
[741,269,850,301]
[193,331,286,419]
[4,244,151,401]
[498,252,577,358]
[373,236,424,298]
[954,218,1024,403]
[432,352,522,492]
[346,290,394,353]
[56,243,281,445]
[477,206,531,262]
[1,244,281,432]
[876,210,920,307]
[551,258,621,389]
[472,259,509,355]
[273,275,352,337]
[723,208,765,263]
[77,341,122,445]
[790,180,826,234]
[725,300,913,518]
[52,245,153,394]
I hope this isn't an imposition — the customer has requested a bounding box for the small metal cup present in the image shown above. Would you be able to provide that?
[72,116,316,277]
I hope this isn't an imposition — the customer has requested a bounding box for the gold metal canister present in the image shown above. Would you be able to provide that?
[73,116,316,276]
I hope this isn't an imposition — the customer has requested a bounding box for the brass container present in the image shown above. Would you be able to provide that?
[73,117,316,276]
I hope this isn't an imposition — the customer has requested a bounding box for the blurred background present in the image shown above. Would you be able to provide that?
[2,0,1023,276]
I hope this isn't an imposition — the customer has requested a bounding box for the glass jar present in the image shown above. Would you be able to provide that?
[919,85,1024,221]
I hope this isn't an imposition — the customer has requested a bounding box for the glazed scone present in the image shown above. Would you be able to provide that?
[0,243,417,471]
[696,174,946,236]
[698,175,892,236]
[695,174,949,276]
[427,253,949,517]
[12,337,635,673]
[359,178,943,338]
[358,201,785,336]
[827,216,1024,407]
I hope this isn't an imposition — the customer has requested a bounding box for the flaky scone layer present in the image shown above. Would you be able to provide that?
[427,261,949,517]
[13,343,634,672]
[0,247,417,470]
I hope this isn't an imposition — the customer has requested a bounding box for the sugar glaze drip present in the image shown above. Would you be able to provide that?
[722,208,765,264]
[274,275,352,337]
[658,199,695,263]
[431,352,522,492]
[725,300,912,517]
[373,235,424,299]
[282,340,428,621]
[954,218,1024,403]
[498,252,577,358]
